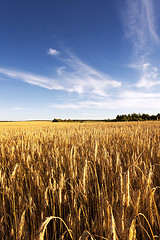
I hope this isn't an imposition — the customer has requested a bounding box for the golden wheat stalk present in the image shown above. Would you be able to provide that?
[18,209,26,239]
[38,216,73,240]
[128,219,136,240]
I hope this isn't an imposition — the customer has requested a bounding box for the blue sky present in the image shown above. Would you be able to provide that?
[1,0,160,120]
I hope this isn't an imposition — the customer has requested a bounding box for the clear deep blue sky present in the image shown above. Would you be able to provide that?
[1,0,160,120]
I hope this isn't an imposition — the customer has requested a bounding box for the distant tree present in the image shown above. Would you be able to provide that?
[141,114,150,121]
[157,113,160,120]
[151,115,156,120]
[52,118,63,122]
[116,115,121,121]
[52,119,58,122]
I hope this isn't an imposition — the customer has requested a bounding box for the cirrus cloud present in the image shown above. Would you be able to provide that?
[0,49,121,97]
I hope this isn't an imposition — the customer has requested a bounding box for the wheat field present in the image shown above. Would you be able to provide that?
[0,121,159,239]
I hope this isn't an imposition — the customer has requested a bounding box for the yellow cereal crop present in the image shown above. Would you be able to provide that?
[0,121,159,239]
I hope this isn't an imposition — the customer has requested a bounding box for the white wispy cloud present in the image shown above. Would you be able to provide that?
[123,0,160,90]
[57,50,121,95]
[128,60,160,89]
[136,63,160,88]
[124,0,159,56]
[48,48,60,56]
[51,89,160,111]
[0,49,121,97]
[56,66,66,75]
[0,67,64,90]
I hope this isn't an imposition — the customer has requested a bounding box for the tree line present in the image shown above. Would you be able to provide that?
[52,119,106,123]
[115,113,160,122]
[52,113,160,123]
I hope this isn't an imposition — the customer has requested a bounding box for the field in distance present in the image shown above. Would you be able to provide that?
[0,121,159,239]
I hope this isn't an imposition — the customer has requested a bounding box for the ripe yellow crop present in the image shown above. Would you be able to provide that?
[0,121,159,239]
